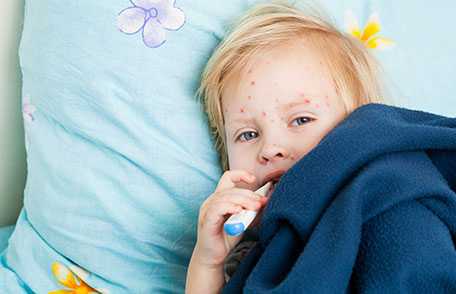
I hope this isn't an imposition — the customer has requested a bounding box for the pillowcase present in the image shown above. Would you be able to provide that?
[0,226,14,253]
[319,1,456,117]
[1,0,454,293]
[1,0,257,293]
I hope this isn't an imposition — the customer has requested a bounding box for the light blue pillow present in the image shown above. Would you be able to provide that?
[318,1,456,117]
[1,0,258,293]
[0,226,14,253]
[1,0,455,293]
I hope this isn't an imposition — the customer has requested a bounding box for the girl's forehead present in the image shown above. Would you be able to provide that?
[221,40,340,114]
[244,47,331,89]
[222,77,333,113]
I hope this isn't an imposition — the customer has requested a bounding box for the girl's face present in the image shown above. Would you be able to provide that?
[222,40,347,191]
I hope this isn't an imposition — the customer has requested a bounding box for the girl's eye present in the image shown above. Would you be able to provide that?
[237,131,258,142]
[291,116,314,126]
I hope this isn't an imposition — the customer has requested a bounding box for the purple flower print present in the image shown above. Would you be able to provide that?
[22,95,35,152]
[22,96,36,123]
[117,0,185,48]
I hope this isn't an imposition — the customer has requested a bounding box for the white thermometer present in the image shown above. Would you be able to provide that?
[224,181,273,236]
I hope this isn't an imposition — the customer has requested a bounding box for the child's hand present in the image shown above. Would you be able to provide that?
[192,170,268,268]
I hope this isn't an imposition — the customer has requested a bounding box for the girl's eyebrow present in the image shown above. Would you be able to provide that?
[226,98,318,126]
[226,117,255,127]
[280,101,313,111]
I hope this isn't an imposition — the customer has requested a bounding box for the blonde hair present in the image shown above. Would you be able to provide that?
[199,1,387,170]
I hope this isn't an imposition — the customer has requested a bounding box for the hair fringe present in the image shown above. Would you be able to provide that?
[198,0,388,170]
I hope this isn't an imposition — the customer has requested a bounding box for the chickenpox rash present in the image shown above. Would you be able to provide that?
[250,81,256,86]
[248,95,253,100]
[297,93,312,103]
[240,107,245,113]
[290,155,296,160]
[262,111,267,117]
[316,104,320,108]
[247,69,253,74]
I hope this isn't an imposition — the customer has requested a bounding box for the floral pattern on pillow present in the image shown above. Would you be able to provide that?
[117,0,186,48]
[22,95,36,123]
[22,94,36,152]
[49,262,109,294]
[345,11,395,50]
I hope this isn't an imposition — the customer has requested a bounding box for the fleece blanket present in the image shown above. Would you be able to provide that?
[223,103,456,293]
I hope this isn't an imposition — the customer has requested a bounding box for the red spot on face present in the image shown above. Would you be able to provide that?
[304,99,311,104]
[250,81,256,86]
[262,111,267,116]
[248,95,252,100]
[290,155,296,160]
[240,107,245,113]
[326,102,330,108]
[248,69,253,74]
[316,104,320,108]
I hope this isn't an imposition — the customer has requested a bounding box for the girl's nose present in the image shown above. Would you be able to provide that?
[258,143,290,164]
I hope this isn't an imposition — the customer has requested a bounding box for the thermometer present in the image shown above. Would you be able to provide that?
[224,181,272,236]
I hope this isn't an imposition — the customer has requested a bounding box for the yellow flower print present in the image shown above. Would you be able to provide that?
[345,10,395,50]
[49,262,105,294]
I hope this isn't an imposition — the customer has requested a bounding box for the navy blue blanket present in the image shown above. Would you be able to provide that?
[224,104,456,293]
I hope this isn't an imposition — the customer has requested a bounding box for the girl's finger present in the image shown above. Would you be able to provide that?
[214,193,263,211]
[199,188,265,226]
[215,170,256,192]
[212,187,262,201]
[203,202,243,229]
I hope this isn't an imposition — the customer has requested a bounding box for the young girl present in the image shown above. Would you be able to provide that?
[186,3,456,293]
[187,1,456,293]
[186,1,385,292]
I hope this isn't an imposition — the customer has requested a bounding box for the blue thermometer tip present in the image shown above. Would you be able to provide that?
[224,222,245,236]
